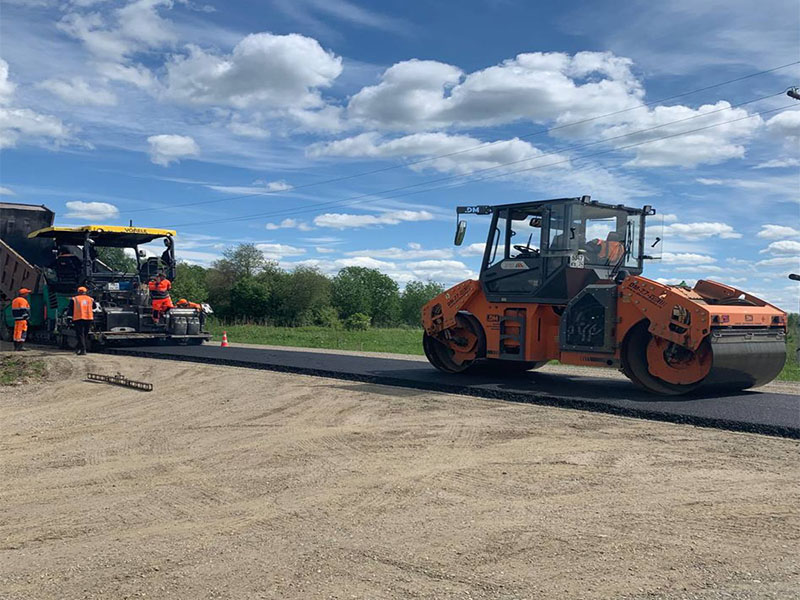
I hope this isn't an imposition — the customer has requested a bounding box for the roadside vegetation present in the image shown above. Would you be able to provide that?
[1,355,46,386]
[208,322,425,355]
[150,243,445,329]
[781,315,799,381]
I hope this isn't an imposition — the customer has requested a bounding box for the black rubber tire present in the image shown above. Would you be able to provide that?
[621,322,702,396]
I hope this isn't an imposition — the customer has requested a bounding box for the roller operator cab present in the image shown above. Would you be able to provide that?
[1,212,212,348]
[422,195,787,395]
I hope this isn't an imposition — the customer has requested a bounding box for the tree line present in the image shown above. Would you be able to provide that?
[142,244,445,328]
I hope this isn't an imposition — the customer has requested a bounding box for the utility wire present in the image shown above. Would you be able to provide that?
[171,97,791,228]
[123,60,800,215]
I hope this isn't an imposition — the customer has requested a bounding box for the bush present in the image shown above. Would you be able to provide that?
[343,312,371,331]
[312,306,341,328]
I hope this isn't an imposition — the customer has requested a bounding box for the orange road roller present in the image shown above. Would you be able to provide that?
[422,195,787,395]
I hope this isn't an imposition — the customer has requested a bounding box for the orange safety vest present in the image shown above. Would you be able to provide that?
[149,279,171,299]
[72,294,94,321]
[598,240,624,263]
[178,301,202,310]
[11,296,30,321]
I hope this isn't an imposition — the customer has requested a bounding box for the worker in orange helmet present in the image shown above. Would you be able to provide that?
[148,272,173,322]
[176,298,202,310]
[176,298,205,327]
[68,286,96,356]
[11,288,31,351]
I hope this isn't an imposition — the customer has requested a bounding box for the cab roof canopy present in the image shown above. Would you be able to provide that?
[28,225,176,247]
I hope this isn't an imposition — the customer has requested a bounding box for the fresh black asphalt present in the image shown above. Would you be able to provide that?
[107,344,800,439]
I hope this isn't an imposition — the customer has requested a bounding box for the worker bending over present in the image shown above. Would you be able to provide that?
[148,272,173,322]
[68,286,96,356]
[11,288,31,351]
[176,298,205,327]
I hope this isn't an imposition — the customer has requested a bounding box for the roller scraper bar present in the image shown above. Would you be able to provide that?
[87,372,153,392]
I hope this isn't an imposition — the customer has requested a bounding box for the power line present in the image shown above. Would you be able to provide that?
[123,60,800,215]
[171,98,791,229]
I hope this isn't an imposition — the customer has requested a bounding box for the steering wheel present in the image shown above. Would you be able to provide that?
[513,244,539,257]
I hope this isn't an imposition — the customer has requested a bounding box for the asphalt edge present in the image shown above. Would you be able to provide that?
[105,348,800,440]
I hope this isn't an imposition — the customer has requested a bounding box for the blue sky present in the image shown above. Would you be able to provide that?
[1,0,798,309]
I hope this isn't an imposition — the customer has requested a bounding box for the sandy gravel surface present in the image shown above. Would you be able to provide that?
[2,349,799,599]
[227,341,800,396]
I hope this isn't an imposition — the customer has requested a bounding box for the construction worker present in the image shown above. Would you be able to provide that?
[587,233,625,265]
[68,286,95,356]
[148,272,173,322]
[176,298,205,327]
[11,288,31,351]
[176,298,202,310]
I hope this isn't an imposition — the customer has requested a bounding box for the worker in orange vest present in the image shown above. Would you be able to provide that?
[148,272,173,322]
[68,286,96,355]
[176,298,205,327]
[176,298,201,310]
[11,288,31,351]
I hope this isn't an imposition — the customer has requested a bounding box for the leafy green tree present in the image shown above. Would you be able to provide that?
[171,263,209,304]
[273,266,331,326]
[229,276,272,320]
[331,267,400,326]
[331,267,371,318]
[216,244,269,279]
[208,244,275,318]
[400,280,445,325]
[96,247,137,272]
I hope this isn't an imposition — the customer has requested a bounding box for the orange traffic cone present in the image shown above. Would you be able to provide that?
[220,331,229,347]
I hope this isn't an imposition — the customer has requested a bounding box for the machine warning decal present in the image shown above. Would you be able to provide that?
[627,279,667,307]
[444,283,472,307]
[500,260,528,270]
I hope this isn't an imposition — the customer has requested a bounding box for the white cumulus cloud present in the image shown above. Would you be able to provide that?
[757,224,800,240]
[313,209,434,229]
[39,77,117,106]
[0,59,71,149]
[753,158,800,169]
[309,132,565,175]
[58,0,176,61]
[0,186,15,195]
[0,59,16,105]
[147,133,199,166]
[255,243,306,260]
[65,200,119,220]
[661,222,741,240]
[344,246,453,260]
[163,32,342,109]
[765,110,800,141]
[600,101,762,168]
[760,240,800,256]
[347,52,643,131]
[265,218,312,231]
[660,252,716,265]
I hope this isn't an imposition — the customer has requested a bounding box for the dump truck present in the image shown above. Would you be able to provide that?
[1,202,211,348]
[421,195,787,395]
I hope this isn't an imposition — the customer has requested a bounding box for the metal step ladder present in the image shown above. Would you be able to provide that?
[499,309,526,359]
